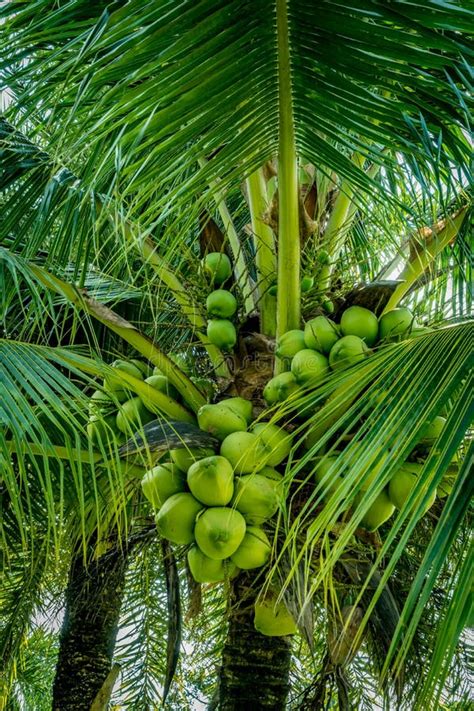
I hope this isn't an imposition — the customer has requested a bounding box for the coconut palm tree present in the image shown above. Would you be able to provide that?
[0,1,472,709]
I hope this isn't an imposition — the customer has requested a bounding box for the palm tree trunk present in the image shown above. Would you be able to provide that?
[213,573,292,710]
[52,544,128,711]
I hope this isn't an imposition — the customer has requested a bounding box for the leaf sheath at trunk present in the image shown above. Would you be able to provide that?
[214,574,292,710]
[52,547,128,711]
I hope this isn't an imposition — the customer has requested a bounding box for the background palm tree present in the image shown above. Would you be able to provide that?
[1,1,472,709]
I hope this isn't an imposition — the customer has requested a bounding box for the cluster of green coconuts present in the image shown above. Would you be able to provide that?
[141,397,292,582]
[87,358,183,447]
[86,294,454,636]
[202,252,239,351]
[264,304,453,530]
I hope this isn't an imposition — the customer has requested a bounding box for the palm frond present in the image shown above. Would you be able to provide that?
[2,0,471,246]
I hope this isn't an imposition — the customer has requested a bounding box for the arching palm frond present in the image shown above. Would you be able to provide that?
[1,1,472,274]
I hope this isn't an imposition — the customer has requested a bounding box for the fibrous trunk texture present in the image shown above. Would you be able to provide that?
[214,573,292,710]
[52,545,128,710]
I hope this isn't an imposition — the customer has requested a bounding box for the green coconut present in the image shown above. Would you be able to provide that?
[254,599,297,636]
[187,546,238,583]
[275,329,306,359]
[116,397,155,434]
[438,470,458,498]
[197,403,247,441]
[130,359,153,377]
[231,526,271,569]
[203,252,233,285]
[304,316,339,354]
[252,422,292,467]
[291,349,329,384]
[263,372,300,405]
[87,414,121,447]
[379,307,415,341]
[322,298,335,314]
[220,431,266,474]
[259,466,284,489]
[388,462,436,513]
[206,289,237,318]
[357,490,395,531]
[141,463,187,508]
[88,389,116,417]
[314,457,344,499]
[155,492,204,545]
[419,415,446,445]
[300,275,314,293]
[187,455,234,506]
[219,397,254,425]
[194,507,246,560]
[408,326,434,339]
[304,374,363,450]
[328,335,369,371]
[207,319,237,350]
[144,374,180,401]
[340,306,379,346]
[170,446,215,473]
[232,474,279,524]
[103,359,144,393]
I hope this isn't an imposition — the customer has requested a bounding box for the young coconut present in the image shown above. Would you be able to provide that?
[388,462,436,514]
[300,275,314,292]
[314,456,344,499]
[187,455,234,506]
[232,474,279,524]
[87,414,121,448]
[340,306,378,346]
[304,373,363,450]
[202,252,232,285]
[291,349,329,384]
[207,319,237,350]
[155,492,204,545]
[206,289,237,318]
[263,372,300,405]
[408,326,434,339]
[356,489,395,531]
[328,335,369,371]
[254,598,297,637]
[220,431,266,474]
[379,307,415,341]
[219,396,254,425]
[144,374,180,401]
[322,298,335,314]
[231,526,271,569]
[88,389,119,417]
[252,422,293,467]
[275,329,306,359]
[116,397,155,434]
[131,359,153,377]
[418,415,446,445]
[259,466,284,494]
[194,507,246,560]
[170,446,215,473]
[103,359,144,393]
[437,470,458,498]
[197,403,247,441]
[141,463,187,508]
[187,546,238,583]
[304,316,339,354]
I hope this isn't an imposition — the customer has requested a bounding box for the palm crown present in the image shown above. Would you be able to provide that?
[0,1,472,708]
